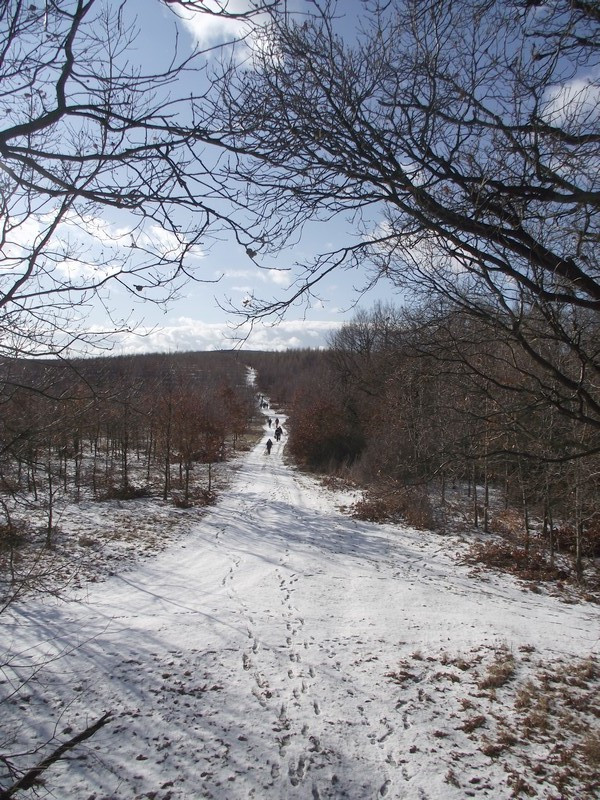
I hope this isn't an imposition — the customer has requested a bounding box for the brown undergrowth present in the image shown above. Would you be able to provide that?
[338,477,600,601]
[351,484,435,530]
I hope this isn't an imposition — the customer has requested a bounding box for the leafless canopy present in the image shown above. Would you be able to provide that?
[207,0,600,427]
[0,0,274,357]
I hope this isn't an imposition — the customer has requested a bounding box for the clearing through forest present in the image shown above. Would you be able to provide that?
[2,399,599,799]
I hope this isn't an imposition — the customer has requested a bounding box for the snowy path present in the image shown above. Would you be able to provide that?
[2,407,599,799]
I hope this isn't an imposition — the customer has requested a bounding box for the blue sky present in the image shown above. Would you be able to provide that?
[91,0,393,354]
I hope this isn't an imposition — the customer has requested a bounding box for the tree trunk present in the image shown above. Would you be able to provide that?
[472,465,478,529]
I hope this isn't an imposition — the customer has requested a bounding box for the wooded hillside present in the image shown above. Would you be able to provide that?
[0,352,255,572]
[246,303,599,595]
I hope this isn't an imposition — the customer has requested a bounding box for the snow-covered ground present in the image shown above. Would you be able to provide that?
[1,401,599,800]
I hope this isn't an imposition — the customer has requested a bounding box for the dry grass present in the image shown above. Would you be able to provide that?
[384,661,420,686]
[461,714,487,733]
[385,645,600,799]
[581,730,600,767]
[477,645,516,690]
[436,484,599,600]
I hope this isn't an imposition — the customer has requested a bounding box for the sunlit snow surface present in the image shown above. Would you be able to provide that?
[2,401,598,799]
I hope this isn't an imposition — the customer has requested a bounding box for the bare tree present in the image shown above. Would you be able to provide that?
[0,0,275,359]
[207,0,600,440]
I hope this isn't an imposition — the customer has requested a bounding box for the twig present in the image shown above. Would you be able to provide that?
[0,711,112,799]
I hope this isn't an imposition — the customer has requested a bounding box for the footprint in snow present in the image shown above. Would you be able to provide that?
[254,672,268,690]
[288,754,307,786]
[251,687,267,708]
[378,719,394,743]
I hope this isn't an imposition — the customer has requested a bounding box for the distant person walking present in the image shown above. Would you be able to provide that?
[267,417,272,427]
[275,418,279,427]
[274,426,283,442]
[266,438,273,454]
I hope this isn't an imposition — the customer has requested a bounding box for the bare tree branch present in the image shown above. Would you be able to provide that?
[0,712,112,799]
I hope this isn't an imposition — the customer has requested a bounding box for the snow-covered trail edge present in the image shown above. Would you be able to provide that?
[2,402,598,800]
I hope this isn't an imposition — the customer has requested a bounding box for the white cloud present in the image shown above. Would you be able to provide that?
[176,0,256,50]
[134,224,206,262]
[543,77,600,128]
[0,215,43,260]
[47,212,206,280]
[231,285,253,292]
[266,268,290,286]
[173,0,300,70]
[56,258,120,283]
[223,265,291,286]
[94,315,342,354]
[222,268,255,279]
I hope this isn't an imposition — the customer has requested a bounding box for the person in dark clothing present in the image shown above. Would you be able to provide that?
[266,438,273,454]
[274,426,283,441]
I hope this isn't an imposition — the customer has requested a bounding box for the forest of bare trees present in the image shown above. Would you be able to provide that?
[0,351,255,599]
[246,302,599,592]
